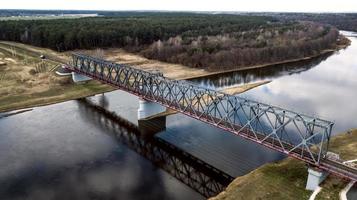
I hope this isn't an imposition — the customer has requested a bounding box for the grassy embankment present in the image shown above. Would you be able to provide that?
[0,42,114,112]
[211,129,357,200]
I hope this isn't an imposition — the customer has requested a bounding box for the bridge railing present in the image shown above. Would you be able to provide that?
[67,53,334,164]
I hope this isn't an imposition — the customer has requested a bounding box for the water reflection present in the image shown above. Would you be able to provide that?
[192,32,357,135]
[0,99,204,200]
[242,35,357,134]
[86,90,285,178]
[192,52,332,89]
[77,98,234,198]
[340,30,357,37]
[347,184,357,200]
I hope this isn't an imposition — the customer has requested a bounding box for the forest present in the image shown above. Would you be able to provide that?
[266,13,357,32]
[140,21,339,69]
[0,12,341,70]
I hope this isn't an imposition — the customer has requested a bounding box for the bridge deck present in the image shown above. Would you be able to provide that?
[65,53,356,181]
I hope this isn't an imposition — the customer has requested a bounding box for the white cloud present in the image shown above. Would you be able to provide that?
[2,0,357,12]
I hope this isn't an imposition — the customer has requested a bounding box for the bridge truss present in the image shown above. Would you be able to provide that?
[66,53,356,181]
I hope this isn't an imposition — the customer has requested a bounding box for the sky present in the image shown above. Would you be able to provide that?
[1,0,357,13]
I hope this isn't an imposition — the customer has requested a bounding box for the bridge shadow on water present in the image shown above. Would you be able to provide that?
[0,97,234,199]
[75,98,234,198]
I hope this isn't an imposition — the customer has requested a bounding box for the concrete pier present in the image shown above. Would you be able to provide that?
[306,168,329,191]
[137,99,166,120]
[72,72,92,83]
[138,116,166,138]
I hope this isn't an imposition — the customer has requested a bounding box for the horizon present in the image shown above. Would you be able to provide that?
[2,0,357,13]
[2,9,357,14]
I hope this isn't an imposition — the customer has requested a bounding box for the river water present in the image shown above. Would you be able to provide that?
[196,31,357,135]
[1,32,356,199]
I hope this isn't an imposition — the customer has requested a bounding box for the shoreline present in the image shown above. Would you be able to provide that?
[210,129,357,200]
[0,84,115,113]
[183,41,350,80]
[0,38,350,113]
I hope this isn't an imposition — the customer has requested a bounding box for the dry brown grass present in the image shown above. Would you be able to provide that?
[0,44,113,112]
[0,41,70,62]
[83,48,212,80]
[211,131,357,200]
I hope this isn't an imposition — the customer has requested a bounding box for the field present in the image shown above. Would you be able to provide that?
[0,42,113,112]
[0,14,99,21]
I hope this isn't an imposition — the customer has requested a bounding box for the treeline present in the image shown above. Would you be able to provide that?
[262,13,357,32]
[141,22,339,70]
[0,14,276,51]
[0,13,340,70]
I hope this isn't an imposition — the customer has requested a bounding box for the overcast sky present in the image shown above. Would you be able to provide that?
[2,0,357,13]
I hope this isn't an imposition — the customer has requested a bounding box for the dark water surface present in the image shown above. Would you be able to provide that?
[1,32,357,199]
[0,91,282,200]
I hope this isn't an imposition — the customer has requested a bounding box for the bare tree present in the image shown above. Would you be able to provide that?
[93,48,105,59]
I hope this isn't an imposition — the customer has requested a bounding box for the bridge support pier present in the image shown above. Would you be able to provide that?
[306,168,329,191]
[72,72,92,83]
[137,98,166,120]
[138,116,166,138]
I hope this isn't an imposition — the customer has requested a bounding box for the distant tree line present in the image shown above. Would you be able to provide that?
[0,13,340,70]
[259,13,357,32]
[140,22,339,69]
[0,14,276,51]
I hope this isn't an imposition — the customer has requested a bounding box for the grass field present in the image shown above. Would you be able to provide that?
[0,43,113,112]
[0,14,99,21]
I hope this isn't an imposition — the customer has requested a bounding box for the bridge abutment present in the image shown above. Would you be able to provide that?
[137,99,166,120]
[306,168,329,191]
[72,72,92,83]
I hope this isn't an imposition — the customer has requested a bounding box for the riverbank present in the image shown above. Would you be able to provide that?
[210,129,357,200]
[185,35,351,80]
[0,35,349,113]
[87,35,350,81]
[0,41,115,113]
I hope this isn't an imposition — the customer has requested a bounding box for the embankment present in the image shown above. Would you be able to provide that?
[210,129,357,200]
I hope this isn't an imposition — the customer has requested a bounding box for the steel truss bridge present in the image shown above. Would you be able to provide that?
[66,53,357,181]
[77,98,233,198]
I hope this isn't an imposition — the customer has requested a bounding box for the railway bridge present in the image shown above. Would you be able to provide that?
[65,53,357,190]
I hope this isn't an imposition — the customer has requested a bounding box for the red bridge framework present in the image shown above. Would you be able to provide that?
[65,53,357,181]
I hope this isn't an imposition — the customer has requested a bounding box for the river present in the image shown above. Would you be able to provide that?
[196,31,357,135]
[0,31,356,199]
